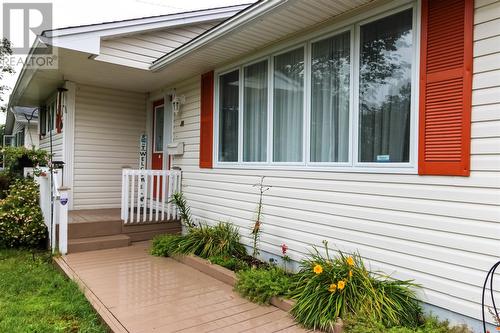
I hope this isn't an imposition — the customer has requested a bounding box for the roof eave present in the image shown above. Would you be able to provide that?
[42,4,250,39]
[150,0,286,72]
[7,38,43,110]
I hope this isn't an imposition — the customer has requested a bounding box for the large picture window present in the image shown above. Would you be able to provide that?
[215,5,417,171]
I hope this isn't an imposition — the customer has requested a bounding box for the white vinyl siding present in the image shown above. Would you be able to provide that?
[40,133,64,161]
[73,85,146,210]
[24,125,39,148]
[169,1,500,323]
[98,22,220,69]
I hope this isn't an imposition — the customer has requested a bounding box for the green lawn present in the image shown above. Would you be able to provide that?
[0,249,107,333]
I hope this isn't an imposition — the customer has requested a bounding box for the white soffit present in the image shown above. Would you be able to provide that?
[151,0,374,75]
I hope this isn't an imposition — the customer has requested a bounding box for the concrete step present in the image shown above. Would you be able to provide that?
[68,220,123,239]
[68,234,131,253]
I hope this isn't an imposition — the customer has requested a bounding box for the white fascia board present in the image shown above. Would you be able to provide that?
[150,0,287,72]
[41,6,249,56]
[43,5,248,39]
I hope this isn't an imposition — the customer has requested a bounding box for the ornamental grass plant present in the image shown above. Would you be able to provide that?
[289,242,421,331]
[151,222,246,259]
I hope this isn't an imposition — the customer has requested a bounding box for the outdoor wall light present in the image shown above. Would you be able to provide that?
[171,89,185,115]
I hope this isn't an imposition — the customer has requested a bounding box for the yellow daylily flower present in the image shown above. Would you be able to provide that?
[347,256,355,267]
[328,283,337,293]
[313,264,323,275]
[337,280,346,291]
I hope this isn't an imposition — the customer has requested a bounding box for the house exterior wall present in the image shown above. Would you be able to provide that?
[72,84,147,210]
[168,0,500,325]
[24,125,39,148]
[98,21,221,69]
[39,133,64,161]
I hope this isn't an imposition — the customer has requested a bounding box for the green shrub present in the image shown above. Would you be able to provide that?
[344,316,471,333]
[1,146,48,178]
[0,171,10,199]
[235,267,291,304]
[208,255,249,272]
[0,178,47,249]
[150,234,184,256]
[289,243,421,331]
[151,222,246,259]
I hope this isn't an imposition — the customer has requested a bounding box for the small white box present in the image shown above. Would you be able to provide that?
[167,142,184,155]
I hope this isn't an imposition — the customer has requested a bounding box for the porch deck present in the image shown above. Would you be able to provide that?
[57,242,307,333]
[69,209,122,223]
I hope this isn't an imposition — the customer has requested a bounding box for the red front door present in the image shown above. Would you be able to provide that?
[152,100,164,199]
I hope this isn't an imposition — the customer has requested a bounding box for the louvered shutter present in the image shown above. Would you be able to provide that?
[418,0,473,176]
[199,71,214,169]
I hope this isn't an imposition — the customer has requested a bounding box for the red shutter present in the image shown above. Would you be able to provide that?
[418,0,473,176]
[199,71,214,169]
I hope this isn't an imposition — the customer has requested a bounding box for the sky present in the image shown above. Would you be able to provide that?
[0,0,252,124]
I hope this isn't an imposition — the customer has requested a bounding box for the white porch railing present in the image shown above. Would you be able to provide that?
[121,169,181,224]
[35,167,69,255]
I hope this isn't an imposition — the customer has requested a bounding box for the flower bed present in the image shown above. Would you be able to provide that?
[151,192,472,333]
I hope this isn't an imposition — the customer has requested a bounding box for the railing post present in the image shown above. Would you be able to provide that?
[57,188,69,255]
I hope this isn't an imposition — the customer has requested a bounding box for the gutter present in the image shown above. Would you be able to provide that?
[150,0,287,72]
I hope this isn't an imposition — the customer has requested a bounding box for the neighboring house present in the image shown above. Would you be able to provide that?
[3,107,39,148]
[7,0,500,330]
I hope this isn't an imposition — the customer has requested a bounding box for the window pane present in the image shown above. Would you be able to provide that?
[219,70,239,162]
[243,60,268,162]
[154,106,164,152]
[359,9,413,163]
[310,31,350,162]
[273,47,304,162]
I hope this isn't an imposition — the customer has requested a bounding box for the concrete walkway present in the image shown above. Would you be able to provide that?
[57,242,307,333]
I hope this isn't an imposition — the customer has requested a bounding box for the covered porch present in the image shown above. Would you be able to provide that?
[39,168,183,254]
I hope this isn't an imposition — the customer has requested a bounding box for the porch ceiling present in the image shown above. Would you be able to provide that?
[14,47,169,107]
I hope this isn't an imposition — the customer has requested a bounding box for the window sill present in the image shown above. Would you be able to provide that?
[211,163,418,175]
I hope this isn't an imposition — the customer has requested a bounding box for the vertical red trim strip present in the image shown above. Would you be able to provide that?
[56,91,63,134]
[199,71,214,169]
[418,0,473,176]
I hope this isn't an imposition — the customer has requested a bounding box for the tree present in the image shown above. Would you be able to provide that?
[1,38,15,112]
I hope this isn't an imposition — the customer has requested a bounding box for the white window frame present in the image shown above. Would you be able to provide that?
[213,0,420,174]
